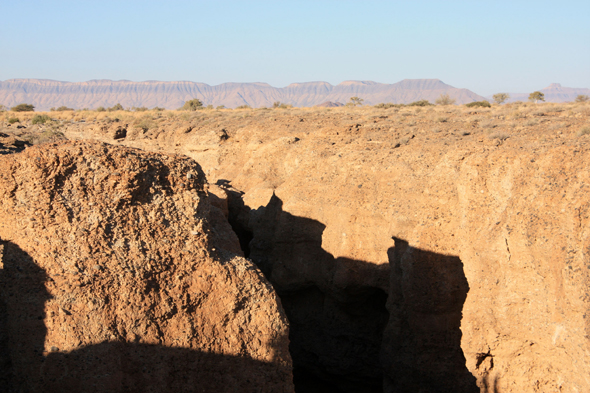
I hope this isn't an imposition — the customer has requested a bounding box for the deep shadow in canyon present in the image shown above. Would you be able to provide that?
[0,240,291,393]
[223,189,478,393]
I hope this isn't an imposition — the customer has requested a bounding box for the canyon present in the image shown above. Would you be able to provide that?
[1,101,589,392]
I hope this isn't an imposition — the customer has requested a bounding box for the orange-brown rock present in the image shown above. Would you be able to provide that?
[0,141,293,392]
[50,103,590,391]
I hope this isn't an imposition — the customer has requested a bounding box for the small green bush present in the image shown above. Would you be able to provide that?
[216,105,226,110]
[374,103,398,109]
[96,106,106,112]
[31,114,51,125]
[131,106,148,112]
[8,117,20,124]
[493,93,510,104]
[273,101,292,109]
[180,99,204,111]
[407,100,432,107]
[435,94,456,106]
[465,101,491,108]
[575,95,589,103]
[50,106,74,111]
[107,103,124,112]
[236,105,251,109]
[11,103,35,112]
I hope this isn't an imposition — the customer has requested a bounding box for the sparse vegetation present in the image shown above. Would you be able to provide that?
[133,115,156,132]
[529,91,545,103]
[374,103,398,109]
[180,99,204,111]
[493,93,510,104]
[216,105,226,110]
[131,106,148,112]
[407,100,432,107]
[31,114,52,125]
[273,101,293,109]
[575,95,589,103]
[96,106,106,112]
[347,97,364,107]
[107,103,124,112]
[236,105,252,109]
[465,101,491,108]
[0,105,7,112]
[435,94,456,106]
[11,103,35,112]
[578,126,590,136]
[8,117,20,124]
[50,106,74,111]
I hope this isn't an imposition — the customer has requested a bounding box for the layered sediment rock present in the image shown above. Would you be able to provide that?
[0,141,293,392]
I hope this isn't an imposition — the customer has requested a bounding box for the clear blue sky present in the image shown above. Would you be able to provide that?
[1,0,588,95]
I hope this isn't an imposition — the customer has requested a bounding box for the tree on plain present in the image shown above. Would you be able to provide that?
[493,93,510,104]
[180,99,204,111]
[575,94,589,103]
[11,103,35,112]
[435,94,456,106]
[528,91,545,103]
[347,97,364,107]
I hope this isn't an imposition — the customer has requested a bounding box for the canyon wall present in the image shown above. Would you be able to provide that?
[5,103,589,391]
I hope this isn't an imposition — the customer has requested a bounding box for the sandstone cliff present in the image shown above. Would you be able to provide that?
[0,141,294,392]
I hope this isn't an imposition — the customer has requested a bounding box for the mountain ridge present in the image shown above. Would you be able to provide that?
[0,78,487,110]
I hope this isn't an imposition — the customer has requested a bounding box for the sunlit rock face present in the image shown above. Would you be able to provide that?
[0,141,294,393]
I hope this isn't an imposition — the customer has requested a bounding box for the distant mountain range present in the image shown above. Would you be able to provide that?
[0,79,486,110]
[488,83,590,103]
[0,79,586,111]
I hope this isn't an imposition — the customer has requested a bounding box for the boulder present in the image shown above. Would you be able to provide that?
[0,141,293,392]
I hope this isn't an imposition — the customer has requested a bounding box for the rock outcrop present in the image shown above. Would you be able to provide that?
[53,103,590,392]
[0,141,294,392]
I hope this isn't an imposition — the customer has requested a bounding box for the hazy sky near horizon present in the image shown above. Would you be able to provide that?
[1,1,588,96]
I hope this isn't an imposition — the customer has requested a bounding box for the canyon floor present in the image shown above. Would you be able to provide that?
[2,101,590,392]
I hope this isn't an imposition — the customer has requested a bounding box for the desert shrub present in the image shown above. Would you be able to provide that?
[8,117,20,124]
[407,100,432,107]
[273,101,292,109]
[31,114,51,125]
[50,106,74,111]
[107,103,124,112]
[0,104,7,112]
[11,103,35,112]
[152,107,165,111]
[578,126,590,136]
[180,99,204,111]
[436,117,448,123]
[528,91,545,103]
[133,115,156,132]
[435,94,456,106]
[493,93,510,104]
[465,101,491,108]
[236,105,251,109]
[575,95,589,103]
[216,105,226,110]
[96,106,106,112]
[374,103,398,109]
[131,106,148,112]
[346,97,364,107]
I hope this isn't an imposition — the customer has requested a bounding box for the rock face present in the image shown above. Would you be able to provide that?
[0,141,294,392]
[56,105,590,392]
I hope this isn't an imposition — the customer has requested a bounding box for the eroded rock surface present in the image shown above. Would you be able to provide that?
[0,141,293,392]
[55,104,590,392]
